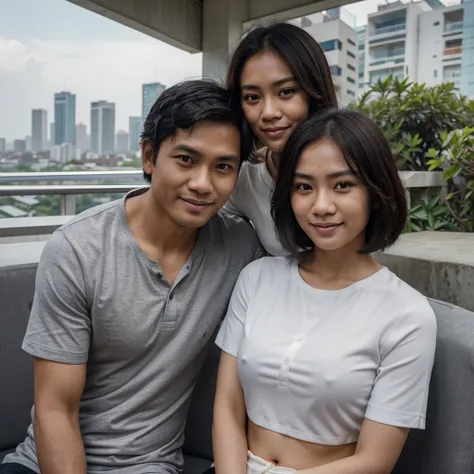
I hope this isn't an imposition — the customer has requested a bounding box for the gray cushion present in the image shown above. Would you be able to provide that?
[0,263,37,453]
[183,340,220,461]
[182,455,212,474]
[393,298,474,474]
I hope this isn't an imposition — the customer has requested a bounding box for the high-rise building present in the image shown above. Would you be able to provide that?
[298,10,359,104]
[461,0,474,97]
[25,135,32,151]
[0,138,6,153]
[142,82,166,122]
[49,122,55,149]
[76,123,89,152]
[116,130,129,154]
[91,101,116,156]
[54,91,76,145]
[129,116,142,152]
[32,109,48,152]
[357,26,367,91]
[13,139,26,153]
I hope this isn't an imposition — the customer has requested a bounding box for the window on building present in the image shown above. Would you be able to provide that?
[348,77,356,84]
[320,39,343,52]
[330,65,342,76]
[347,51,356,59]
[348,38,356,46]
[359,43,365,50]
[347,90,356,97]
[434,21,440,26]
[434,69,438,78]
[348,64,356,72]
[359,72,364,78]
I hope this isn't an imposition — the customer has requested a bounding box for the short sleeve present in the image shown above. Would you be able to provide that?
[22,230,91,365]
[215,260,262,357]
[221,189,245,218]
[365,298,437,429]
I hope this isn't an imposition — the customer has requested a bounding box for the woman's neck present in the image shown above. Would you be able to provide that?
[300,247,381,290]
[265,148,279,180]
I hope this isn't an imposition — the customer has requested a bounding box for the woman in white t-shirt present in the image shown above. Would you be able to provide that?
[222,23,338,255]
[213,109,437,474]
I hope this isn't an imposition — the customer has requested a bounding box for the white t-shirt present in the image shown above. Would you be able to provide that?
[215,256,437,445]
[222,151,286,256]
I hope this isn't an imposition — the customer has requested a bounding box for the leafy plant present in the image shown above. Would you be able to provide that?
[404,195,460,233]
[426,127,474,232]
[351,77,474,171]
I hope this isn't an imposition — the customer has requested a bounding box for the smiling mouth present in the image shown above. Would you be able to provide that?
[312,223,342,228]
[181,198,213,207]
[262,126,290,133]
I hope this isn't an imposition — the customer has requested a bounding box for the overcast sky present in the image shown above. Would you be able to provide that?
[0,0,458,142]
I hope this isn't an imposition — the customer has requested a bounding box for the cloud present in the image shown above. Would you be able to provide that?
[0,38,30,72]
[0,36,202,141]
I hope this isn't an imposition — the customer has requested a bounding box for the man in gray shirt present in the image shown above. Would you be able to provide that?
[2,80,263,474]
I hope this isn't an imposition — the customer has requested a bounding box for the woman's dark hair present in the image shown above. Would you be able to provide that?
[226,23,338,159]
[271,109,407,256]
[141,79,251,183]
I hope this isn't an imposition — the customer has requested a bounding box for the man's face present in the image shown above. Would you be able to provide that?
[142,121,241,229]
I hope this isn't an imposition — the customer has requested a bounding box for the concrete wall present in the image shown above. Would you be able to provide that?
[376,231,474,312]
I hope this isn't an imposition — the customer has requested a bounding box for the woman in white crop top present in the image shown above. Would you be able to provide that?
[213,110,437,474]
[221,23,338,256]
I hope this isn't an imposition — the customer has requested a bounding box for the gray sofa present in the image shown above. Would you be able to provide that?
[1,246,474,473]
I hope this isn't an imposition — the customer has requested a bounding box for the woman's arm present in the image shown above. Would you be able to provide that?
[213,351,248,474]
[297,419,409,474]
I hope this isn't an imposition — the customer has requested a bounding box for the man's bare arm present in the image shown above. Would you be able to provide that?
[34,357,87,474]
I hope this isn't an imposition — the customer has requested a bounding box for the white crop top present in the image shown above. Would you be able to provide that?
[222,149,286,257]
[215,257,437,445]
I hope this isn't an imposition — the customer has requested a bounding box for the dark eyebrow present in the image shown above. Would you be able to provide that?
[172,144,201,156]
[218,155,240,164]
[241,76,296,91]
[294,169,355,180]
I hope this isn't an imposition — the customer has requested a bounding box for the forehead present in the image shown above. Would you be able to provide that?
[164,121,240,156]
[241,51,293,86]
[297,139,349,173]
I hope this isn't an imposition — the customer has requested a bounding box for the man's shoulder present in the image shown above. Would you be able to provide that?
[58,197,123,241]
[208,212,264,257]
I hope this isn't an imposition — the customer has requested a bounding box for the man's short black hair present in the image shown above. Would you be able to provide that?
[141,79,251,183]
[271,109,407,256]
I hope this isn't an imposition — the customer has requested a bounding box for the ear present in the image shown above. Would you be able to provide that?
[141,139,155,176]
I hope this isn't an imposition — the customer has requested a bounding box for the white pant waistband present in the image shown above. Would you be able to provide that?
[247,450,295,474]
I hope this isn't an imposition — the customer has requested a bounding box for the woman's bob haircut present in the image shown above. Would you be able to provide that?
[271,109,407,256]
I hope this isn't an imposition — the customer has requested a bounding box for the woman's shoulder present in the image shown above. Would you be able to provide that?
[240,256,293,282]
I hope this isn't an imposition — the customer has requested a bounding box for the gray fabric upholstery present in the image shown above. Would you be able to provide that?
[393,298,474,474]
[183,340,220,462]
[2,246,474,474]
[0,263,36,454]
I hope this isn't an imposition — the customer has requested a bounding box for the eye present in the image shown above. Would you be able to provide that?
[176,155,193,165]
[280,87,297,97]
[335,181,355,190]
[216,163,234,171]
[294,182,312,192]
[243,93,259,102]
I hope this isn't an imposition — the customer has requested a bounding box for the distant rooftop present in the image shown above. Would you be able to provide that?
[0,205,28,218]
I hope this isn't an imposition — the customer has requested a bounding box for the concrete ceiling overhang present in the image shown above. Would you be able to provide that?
[67,0,358,53]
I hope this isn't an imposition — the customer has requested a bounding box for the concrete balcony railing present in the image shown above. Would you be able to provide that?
[370,23,406,36]
[444,21,463,33]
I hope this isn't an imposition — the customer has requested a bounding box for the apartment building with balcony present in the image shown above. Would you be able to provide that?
[299,9,359,104]
[365,1,432,87]
[418,5,464,89]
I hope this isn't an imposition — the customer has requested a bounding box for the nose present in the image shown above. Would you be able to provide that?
[188,166,213,195]
[311,190,337,216]
[261,96,282,122]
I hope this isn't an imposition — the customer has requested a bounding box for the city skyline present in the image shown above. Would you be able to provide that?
[1,0,463,142]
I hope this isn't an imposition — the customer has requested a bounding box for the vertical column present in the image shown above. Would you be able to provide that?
[202,0,249,83]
